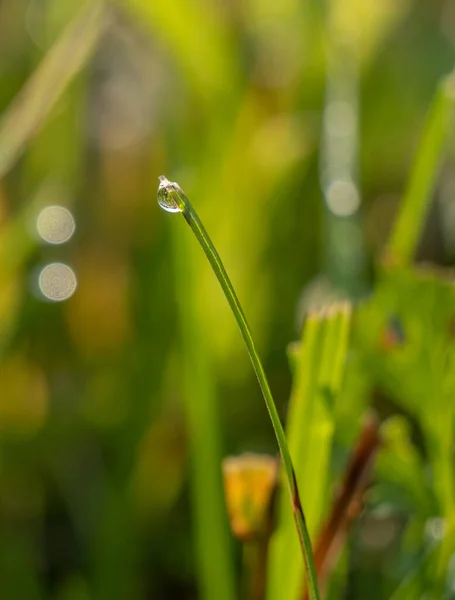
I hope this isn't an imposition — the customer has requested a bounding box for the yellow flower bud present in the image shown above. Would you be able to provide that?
[222,453,278,541]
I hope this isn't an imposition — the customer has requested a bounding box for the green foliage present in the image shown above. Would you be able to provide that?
[267,304,352,600]
[0,1,455,599]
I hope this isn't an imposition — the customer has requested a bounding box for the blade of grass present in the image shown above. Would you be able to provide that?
[267,303,352,600]
[124,0,237,100]
[157,176,321,600]
[0,0,108,179]
[267,310,328,600]
[376,415,435,517]
[303,413,380,600]
[171,226,236,600]
[384,70,455,267]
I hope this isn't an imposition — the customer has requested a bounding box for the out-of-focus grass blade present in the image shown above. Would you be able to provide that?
[267,303,352,600]
[376,416,435,515]
[389,560,432,600]
[0,1,108,179]
[306,414,380,600]
[124,0,237,100]
[384,71,455,267]
[267,312,325,600]
[171,226,236,600]
[388,543,441,600]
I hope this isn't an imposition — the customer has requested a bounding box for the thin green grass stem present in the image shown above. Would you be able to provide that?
[157,176,321,600]
[385,72,455,267]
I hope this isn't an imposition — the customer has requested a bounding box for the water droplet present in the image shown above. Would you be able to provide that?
[157,175,183,213]
[38,263,77,302]
[36,205,75,244]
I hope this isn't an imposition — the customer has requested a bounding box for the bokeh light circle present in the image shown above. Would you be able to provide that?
[36,205,75,244]
[326,180,360,217]
[38,263,77,302]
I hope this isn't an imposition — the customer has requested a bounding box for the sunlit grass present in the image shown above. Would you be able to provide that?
[0,1,454,599]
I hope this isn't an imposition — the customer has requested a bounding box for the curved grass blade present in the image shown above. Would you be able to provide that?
[157,175,321,600]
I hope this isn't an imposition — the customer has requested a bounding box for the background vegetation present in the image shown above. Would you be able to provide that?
[0,1,455,598]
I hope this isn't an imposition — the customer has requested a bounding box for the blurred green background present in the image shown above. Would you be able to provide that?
[1,1,455,599]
